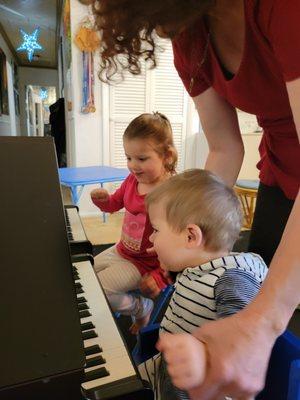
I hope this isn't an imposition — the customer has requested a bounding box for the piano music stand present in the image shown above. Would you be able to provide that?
[59,166,129,222]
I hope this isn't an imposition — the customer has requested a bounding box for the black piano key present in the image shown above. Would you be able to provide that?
[82,330,98,340]
[75,282,82,288]
[78,302,89,311]
[85,355,106,368]
[79,310,92,319]
[81,322,95,331]
[84,344,102,356]
[83,367,110,382]
[77,296,87,304]
[72,266,78,272]
[76,287,84,294]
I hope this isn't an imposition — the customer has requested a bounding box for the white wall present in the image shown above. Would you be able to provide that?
[18,67,59,135]
[0,31,20,136]
[67,0,103,167]
[62,0,104,215]
[239,133,261,179]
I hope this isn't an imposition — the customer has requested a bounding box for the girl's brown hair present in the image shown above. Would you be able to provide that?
[92,0,214,81]
[123,112,177,174]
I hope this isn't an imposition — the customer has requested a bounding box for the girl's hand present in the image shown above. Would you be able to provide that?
[139,274,161,299]
[157,333,207,391]
[90,188,109,202]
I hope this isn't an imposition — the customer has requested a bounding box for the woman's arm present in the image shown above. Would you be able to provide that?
[180,78,300,400]
[251,77,300,327]
[193,87,245,187]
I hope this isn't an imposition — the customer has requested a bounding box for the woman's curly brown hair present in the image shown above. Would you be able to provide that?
[92,0,214,81]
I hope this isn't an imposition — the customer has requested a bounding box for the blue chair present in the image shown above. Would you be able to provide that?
[132,285,174,365]
[257,330,300,400]
[133,322,300,399]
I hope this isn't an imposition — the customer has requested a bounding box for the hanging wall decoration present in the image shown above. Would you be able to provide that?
[63,0,72,69]
[17,28,43,62]
[0,48,9,115]
[39,87,48,100]
[74,16,100,114]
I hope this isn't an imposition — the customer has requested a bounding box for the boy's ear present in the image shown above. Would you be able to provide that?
[186,224,203,248]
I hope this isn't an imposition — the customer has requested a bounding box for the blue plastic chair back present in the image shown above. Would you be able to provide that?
[132,285,174,364]
[257,330,300,400]
[148,284,175,325]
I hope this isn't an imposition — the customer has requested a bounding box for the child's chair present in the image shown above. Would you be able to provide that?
[132,284,174,365]
[133,326,300,400]
[234,179,259,229]
[257,330,300,400]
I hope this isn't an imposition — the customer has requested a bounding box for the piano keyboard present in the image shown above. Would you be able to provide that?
[64,205,93,256]
[73,258,153,399]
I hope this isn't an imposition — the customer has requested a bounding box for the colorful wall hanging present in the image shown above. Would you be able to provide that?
[74,17,100,114]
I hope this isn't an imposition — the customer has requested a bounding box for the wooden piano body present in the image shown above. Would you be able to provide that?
[0,137,153,400]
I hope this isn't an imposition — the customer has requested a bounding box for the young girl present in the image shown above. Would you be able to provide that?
[90,112,177,333]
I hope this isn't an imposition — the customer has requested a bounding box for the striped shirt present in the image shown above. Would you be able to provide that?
[139,252,268,400]
[160,252,267,336]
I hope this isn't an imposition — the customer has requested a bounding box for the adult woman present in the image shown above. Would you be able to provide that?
[91,1,300,398]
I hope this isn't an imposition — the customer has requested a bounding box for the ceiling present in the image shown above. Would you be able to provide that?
[0,0,62,69]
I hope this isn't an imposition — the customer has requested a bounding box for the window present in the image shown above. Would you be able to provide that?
[105,38,190,171]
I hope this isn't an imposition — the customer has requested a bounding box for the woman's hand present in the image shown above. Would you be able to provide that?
[157,332,207,391]
[139,274,161,299]
[186,309,277,400]
[90,188,109,202]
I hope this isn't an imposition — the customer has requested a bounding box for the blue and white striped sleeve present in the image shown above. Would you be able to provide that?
[214,269,261,318]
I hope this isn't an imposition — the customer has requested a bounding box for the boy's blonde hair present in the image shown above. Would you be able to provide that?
[146,169,242,252]
[123,112,177,174]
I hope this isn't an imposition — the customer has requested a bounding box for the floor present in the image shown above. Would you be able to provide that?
[81,213,123,245]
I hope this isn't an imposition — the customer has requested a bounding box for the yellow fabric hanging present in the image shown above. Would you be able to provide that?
[74,26,100,52]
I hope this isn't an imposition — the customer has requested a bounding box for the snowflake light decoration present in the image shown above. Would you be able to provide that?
[39,87,48,100]
[17,28,43,62]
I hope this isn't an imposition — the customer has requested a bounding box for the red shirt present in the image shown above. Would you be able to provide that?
[172,0,300,199]
[92,174,167,288]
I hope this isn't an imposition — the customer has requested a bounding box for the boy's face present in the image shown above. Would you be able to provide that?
[148,203,189,272]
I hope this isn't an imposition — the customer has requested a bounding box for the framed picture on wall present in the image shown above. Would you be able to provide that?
[13,62,20,116]
[0,48,9,116]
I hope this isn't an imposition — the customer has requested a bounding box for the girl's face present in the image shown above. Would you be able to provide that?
[123,138,166,184]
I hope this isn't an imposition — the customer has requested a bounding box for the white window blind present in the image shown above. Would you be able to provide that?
[107,37,189,171]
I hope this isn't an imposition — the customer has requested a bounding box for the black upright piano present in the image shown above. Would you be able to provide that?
[0,137,153,400]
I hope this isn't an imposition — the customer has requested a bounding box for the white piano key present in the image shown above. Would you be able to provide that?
[73,260,137,390]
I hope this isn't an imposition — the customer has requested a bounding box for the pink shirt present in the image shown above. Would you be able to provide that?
[92,174,167,288]
[172,0,300,199]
